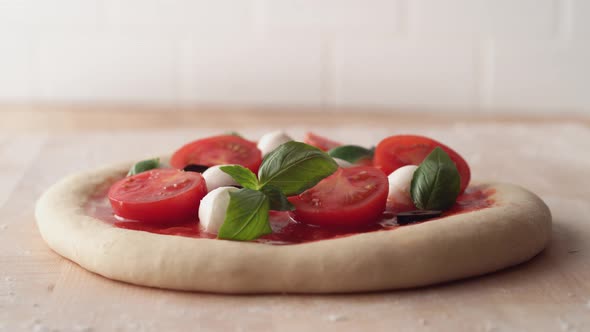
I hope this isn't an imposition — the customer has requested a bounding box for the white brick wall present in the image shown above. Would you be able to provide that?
[0,32,34,100]
[331,40,478,110]
[104,0,255,32]
[489,41,590,112]
[0,0,588,113]
[180,37,324,106]
[37,32,179,103]
[0,0,102,26]
[408,0,557,38]
[571,0,590,37]
[261,0,402,35]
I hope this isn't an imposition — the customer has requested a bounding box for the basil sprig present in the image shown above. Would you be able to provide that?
[328,145,374,164]
[258,142,339,196]
[218,142,337,241]
[260,185,295,211]
[219,165,259,190]
[225,131,243,137]
[410,147,461,211]
[127,158,160,176]
[218,189,272,241]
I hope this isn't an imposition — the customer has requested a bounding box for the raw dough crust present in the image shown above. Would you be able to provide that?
[35,162,552,294]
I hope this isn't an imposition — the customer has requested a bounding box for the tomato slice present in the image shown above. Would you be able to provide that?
[355,157,374,167]
[373,135,471,193]
[170,135,262,172]
[108,169,207,224]
[288,166,388,228]
[303,132,341,151]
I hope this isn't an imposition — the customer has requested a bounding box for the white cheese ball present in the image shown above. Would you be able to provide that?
[198,186,239,234]
[257,131,293,156]
[333,158,352,168]
[202,165,239,192]
[387,165,419,206]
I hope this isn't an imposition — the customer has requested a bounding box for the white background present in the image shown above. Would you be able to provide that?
[0,0,589,113]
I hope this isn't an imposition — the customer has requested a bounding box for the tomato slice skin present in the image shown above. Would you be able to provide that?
[288,166,388,228]
[373,135,471,193]
[108,169,207,224]
[170,135,262,173]
[303,132,342,151]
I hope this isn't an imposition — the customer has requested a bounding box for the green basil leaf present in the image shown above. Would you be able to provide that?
[219,165,259,190]
[127,158,160,176]
[260,185,295,211]
[410,147,461,211]
[218,188,271,241]
[328,145,374,163]
[225,131,243,137]
[258,142,338,196]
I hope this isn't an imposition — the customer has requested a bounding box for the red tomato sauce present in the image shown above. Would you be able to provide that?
[85,178,495,245]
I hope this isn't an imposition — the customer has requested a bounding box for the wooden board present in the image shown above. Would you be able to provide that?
[1,110,589,331]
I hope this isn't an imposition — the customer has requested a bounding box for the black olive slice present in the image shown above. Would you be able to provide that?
[183,164,210,173]
[396,210,442,225]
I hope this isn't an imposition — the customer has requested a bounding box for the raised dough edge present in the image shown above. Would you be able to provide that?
[35,162,552,294]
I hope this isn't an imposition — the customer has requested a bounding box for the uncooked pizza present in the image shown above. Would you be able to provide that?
[35,132,551,293]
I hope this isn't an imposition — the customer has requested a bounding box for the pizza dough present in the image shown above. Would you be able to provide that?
[35,162,552,294]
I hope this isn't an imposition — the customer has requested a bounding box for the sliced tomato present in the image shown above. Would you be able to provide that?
[303,132,341,151]
[170,135,262,172]
[288,166,388,228]
[108,169,207,224]
[373,135,471,192]
[355,157,374,167]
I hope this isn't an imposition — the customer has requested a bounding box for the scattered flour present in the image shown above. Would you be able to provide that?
[72,325,94,332]
[558,318,575,332]
[0,224,6,230]
[586,300,590,309]
[247,307,268,313]
[26,319,53,332]
[417,318,427,326]
[174,308,187,317]
[326,314,347,322]
[483,320,498,332]
[32,323,51,332]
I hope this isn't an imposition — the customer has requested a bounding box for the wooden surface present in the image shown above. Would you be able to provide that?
[1,108,590,332]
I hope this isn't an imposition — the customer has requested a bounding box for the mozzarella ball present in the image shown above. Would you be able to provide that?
[198,186,239,234]
[257,131,293,156]
[202,165,239,192]
[387,165,419,206]
[333,158,352,168]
